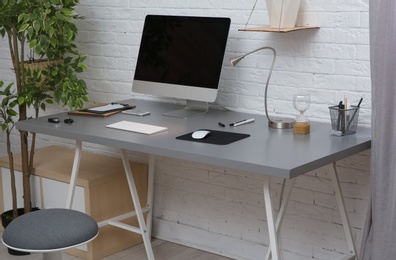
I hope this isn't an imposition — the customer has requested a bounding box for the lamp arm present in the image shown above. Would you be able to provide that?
[230,46,293,129]
[242,47,276,123]
[261,47,276,124]
[241,46,276,59]
[230,46,277,124]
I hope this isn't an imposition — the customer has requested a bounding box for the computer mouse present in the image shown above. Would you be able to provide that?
[192,130,211,140]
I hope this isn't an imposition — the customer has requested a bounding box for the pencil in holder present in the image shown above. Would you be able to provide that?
[329,105,360,136]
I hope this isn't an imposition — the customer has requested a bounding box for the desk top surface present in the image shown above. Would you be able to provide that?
[16,99,371,179]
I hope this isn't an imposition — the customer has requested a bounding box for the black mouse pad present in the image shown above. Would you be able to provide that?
[176,129,250,145]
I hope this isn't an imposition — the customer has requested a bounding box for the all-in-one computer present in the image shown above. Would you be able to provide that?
[132,14,231,118]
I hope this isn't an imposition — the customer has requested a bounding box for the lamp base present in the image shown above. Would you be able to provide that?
[268,118,294,129]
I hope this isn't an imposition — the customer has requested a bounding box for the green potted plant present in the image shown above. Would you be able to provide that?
[0,0,89,228]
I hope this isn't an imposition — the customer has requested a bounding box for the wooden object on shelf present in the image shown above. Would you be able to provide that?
[238,26,320,33]
[0,146,148,260]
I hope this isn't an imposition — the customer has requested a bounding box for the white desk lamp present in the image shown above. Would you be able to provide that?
[230,46,294,129]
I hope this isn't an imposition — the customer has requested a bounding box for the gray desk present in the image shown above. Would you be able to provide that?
[16,99,371,260]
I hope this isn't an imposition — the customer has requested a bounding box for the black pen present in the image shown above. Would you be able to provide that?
[356,97,363,107]
[346,98,363,132]
[218,122,225,127]
[337,101,343,131]
[111,102,128,106]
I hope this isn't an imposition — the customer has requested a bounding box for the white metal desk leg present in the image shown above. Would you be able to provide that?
[146,155,155,237]
[330,163,357,260]
[263,177,280,260]
[120,149,155,260]
[65,140,82,209]
[265,178,296,260]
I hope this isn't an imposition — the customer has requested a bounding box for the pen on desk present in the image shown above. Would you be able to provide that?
[230,118,255,127]
[218,122,225,127]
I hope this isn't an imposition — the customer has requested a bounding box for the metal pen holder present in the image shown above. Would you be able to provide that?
[329,105,360,136]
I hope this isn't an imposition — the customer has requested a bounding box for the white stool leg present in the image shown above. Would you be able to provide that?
[43,251,62,260]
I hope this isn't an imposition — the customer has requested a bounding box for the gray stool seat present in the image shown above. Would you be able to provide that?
[2,208,98,255]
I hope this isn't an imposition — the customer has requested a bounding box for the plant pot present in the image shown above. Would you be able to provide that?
[266,0,301,28]
[1,207,39,255]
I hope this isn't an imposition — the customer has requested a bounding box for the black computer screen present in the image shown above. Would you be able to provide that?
[134,15,231,89]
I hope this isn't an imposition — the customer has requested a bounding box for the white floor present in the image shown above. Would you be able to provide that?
[0,232,232,260]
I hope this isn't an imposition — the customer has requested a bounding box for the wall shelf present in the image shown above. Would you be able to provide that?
[238,26,320,33]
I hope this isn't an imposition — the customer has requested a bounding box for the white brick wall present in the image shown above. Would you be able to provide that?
[0,1,371,259]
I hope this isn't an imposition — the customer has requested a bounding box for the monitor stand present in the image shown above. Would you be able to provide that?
[162,100,209,119]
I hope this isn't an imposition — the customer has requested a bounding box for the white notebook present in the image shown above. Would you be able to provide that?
[106,121,168,135]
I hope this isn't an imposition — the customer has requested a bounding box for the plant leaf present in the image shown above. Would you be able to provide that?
[18,23,29,32]
[33,20,40,32]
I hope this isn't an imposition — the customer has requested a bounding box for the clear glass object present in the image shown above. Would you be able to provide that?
[293,94,311,134]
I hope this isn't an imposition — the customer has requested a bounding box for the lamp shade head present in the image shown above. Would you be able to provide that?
[229,55,245,66]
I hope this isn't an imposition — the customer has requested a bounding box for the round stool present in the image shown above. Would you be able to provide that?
[2,208,98,260]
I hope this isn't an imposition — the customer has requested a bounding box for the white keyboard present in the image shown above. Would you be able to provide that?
[106,121,168,135]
